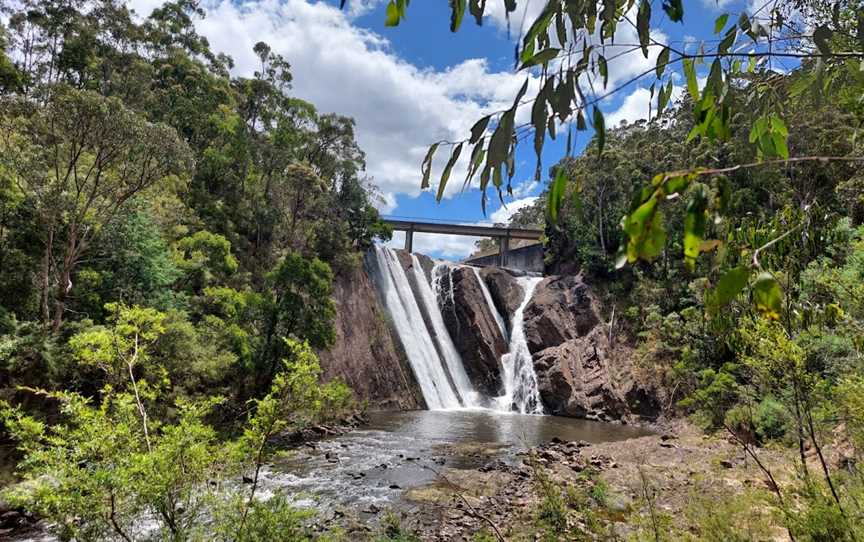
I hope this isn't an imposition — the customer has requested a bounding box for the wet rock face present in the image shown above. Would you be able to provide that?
[439,267,508,396]
[523,275,599,355]
[524,276,662,423]
[316,263,426,410]
[479,267,525,323]
[533,330,631,421]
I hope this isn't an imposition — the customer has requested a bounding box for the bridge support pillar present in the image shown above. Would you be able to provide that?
[497,234,510,267]
[404,227,414,253]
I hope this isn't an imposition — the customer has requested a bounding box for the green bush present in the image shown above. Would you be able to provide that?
[753,397,791,442]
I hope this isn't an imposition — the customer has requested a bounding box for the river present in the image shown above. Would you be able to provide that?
[260,409,650,512]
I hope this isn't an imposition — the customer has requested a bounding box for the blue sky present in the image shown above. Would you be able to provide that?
[128,0,764,259]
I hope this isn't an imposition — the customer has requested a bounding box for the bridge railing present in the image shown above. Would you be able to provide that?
[382,218,543,267]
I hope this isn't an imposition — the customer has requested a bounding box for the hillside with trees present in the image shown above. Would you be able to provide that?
[0,1,391,538]
[1,0,863,541]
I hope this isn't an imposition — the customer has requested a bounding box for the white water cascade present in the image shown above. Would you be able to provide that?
[369,246,480,409]
[469,266,508,340]
[496,277,545,414]
[369,245,544,414]
[408,255,482,408]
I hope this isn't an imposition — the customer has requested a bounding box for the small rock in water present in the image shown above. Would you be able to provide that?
[389,484,401,489]
[363,503,381,515]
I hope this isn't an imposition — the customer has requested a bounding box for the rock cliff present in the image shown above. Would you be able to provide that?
[316,261,425,410]
[523,276,662,423]
[479,267,525,324]
[437,267,508,396]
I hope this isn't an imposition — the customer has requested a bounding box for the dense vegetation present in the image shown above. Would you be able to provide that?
[0,0,390,539]
[1,0,863,540]
[493,5,864,539]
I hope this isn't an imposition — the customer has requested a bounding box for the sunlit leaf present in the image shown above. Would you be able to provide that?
[753,272,783,320]
[547,166,568,222]
[683,58,699,100]
[450,0,466,32]
[708,266,750,312]
[385,1,400,26]
[714,13,729,34]
[520,48,561,69]
[437,142,463,201]
[592,106,605,156]
[683,184,708,270]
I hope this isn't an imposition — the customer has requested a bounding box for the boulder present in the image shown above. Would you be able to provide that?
[525,276,662,422]
[533,329,629,420]
[523,275,599,355]
[439,267,508,395]
[479,267,525,322]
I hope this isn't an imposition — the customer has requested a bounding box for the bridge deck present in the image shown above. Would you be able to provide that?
[382,219,543,269]
[383,219,543,240]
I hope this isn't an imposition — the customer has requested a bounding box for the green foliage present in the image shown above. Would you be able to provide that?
[173,230,239,292]
[375,513,421,542]
[257,253,335,390]
[1,337,349,541]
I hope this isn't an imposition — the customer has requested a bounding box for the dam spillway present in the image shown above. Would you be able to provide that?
[368,245,544,414]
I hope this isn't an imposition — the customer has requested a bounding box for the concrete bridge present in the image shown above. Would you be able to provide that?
[383,218,544,270]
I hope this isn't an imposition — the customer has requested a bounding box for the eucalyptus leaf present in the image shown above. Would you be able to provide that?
[592,106,605,157]
[437,143,463,201]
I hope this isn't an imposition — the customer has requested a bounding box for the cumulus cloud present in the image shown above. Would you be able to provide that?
[606,84,684,126]
[490,196,538,224]
[127,0,537,212]
[127,1,670,215]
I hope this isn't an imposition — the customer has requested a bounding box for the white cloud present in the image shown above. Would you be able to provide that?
[701,0,737,9]
[386,230,483,260]
[490,196,538,224]
[129,0,532,212]
[606,84,684,126]
[510,179,539,199]
[128,1,674,215]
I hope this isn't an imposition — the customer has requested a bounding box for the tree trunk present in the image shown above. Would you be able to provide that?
[40,228,54,326]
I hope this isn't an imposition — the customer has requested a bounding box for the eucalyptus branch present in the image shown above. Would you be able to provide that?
[424,465,507,542]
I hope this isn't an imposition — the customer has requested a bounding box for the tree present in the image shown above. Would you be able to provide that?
[0,86,192,330]
[257,253,335,393]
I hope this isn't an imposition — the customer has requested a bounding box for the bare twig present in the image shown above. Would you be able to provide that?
[424,465,507,542]
[724,424,796,542]
[637,465,661,542]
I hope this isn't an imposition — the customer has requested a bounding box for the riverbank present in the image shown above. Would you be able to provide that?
[3,412,806,541]
[343,419,796,541]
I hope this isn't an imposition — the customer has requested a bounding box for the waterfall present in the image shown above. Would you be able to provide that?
[496,277,545,414]
[469,266,508,340]
[368,245,477,409]
[369,245,545,415]
[409,256,482,408]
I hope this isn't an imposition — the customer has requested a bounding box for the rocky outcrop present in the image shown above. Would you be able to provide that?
[316,262,425,410]
[525,276,662,422]
[479,267,525,323]
[439,267,508,396]
[523,275,599,355]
